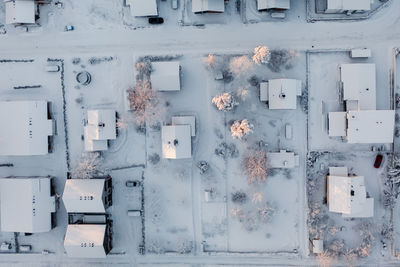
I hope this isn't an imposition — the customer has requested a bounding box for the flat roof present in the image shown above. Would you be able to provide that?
[266,79,302,109]
[327,0,371,11]
[0,101,53,156]
[161,125,192,159]
[0,177,55,233]
[5,0,35,25]
[328,112,347,137]
[126,0,158,17]
[341,64,376,110]
[267,150,299,168]
[257,0,290,10]
[192,0,225,13]
[62,179,106,213]
[151,61,181,91]
[64,224,107,258]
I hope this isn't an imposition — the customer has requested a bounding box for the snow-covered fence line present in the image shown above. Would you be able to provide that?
[0,59,34,63]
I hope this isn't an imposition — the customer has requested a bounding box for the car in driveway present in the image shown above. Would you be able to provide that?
[374,154,383,168]
[148,17,164,24]
[126,180,141,187]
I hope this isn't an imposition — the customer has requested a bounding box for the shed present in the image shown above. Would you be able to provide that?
[151,61,181,91]
[4,0,36,25]
[84,110,116,152]
[0,177,55,233]
[260,79,302,109]
[161,125,192,159]
[325,0,371,13]
[267,150,299,168]
[257,0,290,11]
[126,0,158,17]
[0,101,53,156]
[192,0,225,13]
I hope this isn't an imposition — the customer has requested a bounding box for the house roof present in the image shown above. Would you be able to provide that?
[341,64,376,110]
[84,110,116,152]
[326,0,371,11]
[0,177,55,233]
[172,115,196,136]
[151,61,181,91]
[192,0,225,13]
[4,0,35,25]
[265,79,302,109]
[126,0,158,17]
[62,179,106,213]
[64,224,107,258]
[267,150,299,168]
[0,101,53,156]
[327,174,374,217]
[328,112,347,137]
[257,0,290,10]
[161,125,192,159]
[347,110,395,144]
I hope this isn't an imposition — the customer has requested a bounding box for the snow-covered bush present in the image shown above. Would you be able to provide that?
[212,92,238,112]
[215,142,239,159]
[231,191,247,204]
[71,152,102,179]
[197,160,209,174]
[127,80,161,126]
[230,119,253,139]
[229,55,254,77]
[268,49,297,73]
[252,46,271,64]
[243,149,268,184]
[316,250,335,267]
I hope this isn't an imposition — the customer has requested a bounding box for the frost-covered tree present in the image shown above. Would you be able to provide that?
[127,80,161,126]
[230,119,254,139]
[252,46,271,64]
[229,55,254,77]
[71,152,102,179]
[316,251,335,267]
[243,149,268,184]
[212,92,238,112]
[135,61,152,79]
[252,192,263,203]
[204,54,217,70]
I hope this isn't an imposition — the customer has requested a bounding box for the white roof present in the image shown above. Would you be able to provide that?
[341,64,376,110]
[0,101,53,156]
[161,125,192,159]
[257,0,290,10]
[84,110,116,152]
[126,0,158,17]
[328,112,347,137]
[328,174,374,217]
[263,79,301,109]
[4,0,35,25]
[64,224,107,258]
[151,62,181,91]
[192,0,225,13]
[347,110,395,144]
[172,115,196,136]
[267,150,299,168]
[326,0,371,11]
[62,179,106,213]
[0,177,55,233]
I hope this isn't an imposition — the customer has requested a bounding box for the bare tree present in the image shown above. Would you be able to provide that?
[229,55,254,78]
[316,251,335,267]
[71,152,102,179]
[252,46,271,64]
[230,119,254,139]
[204,54,217,70]
[342,249,358,267]
[243,149,268,184]
[212,92,238,112]
[127,80,162,126]
[135,61,152,80]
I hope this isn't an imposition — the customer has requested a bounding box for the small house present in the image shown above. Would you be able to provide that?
[84,110,116,152]
[151,61,181,91]
[161,125,192,159]
[325,0,371,14]
[260,79,302,109]
[4,0,36,25]
[257,0,290,11]
[126,0,158,17]
[267,150,299,168]
[192,0,225,13]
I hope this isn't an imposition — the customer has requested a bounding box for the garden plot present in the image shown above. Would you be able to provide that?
[307,51,392,152]
[306,152,391,262]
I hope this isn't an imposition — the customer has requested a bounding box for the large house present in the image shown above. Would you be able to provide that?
[0,100,54,156]
[162,124,192,159]
[325,0,371,14]
[0,177,56,233]
[257,0,290,11]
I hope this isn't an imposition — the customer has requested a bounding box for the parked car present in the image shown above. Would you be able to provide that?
[64,25,74,31]
[126,180,141,187]
[374,154,383,168]
[45,65,60,72]
[148,17,164,24]
[127,210,142,217]
[172,0,178,9]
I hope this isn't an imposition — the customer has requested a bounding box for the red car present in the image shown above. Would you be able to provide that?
[374,154,383,168]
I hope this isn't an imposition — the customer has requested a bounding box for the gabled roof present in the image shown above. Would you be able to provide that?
[192,0,225,13]
[257,0,290,10]
[64,224,107,258]
[161,125,191,159]
[4,0,35,25]
[326,0,371,11]
[151,61,181,91]
[0,177,55,233]
[84,110,116,152]
[62,179,106,213]
[126,0,158,17]
[0,101,53,156]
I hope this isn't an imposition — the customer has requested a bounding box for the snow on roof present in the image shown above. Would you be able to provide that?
[0,177,55,233]
[267,150,299,168]
[4,0,35,25]
[172,115,196,136]
[262,79,301,109]
[126,0,158,17]
[0,101,53,156]
[161,125,192,159]
[328,112,347,137]
[257,0,290,10]
[151,61,181,91]
[62,179,106,213]
[64,224,107,258]
[327,173,374,218]
[347,110,395,144]
[192,0,225,13]
[326,0,371,11]
[84,110,116,152]
[341,64,376,110]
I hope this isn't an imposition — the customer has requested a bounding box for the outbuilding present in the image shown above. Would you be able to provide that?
[257,0,290,11]
[325,0,371,14]
[126,0,158,17]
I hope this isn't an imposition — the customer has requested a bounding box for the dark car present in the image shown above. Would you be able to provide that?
[126,180,141,187]
[374,154,383,168]
[148,17,164,24]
